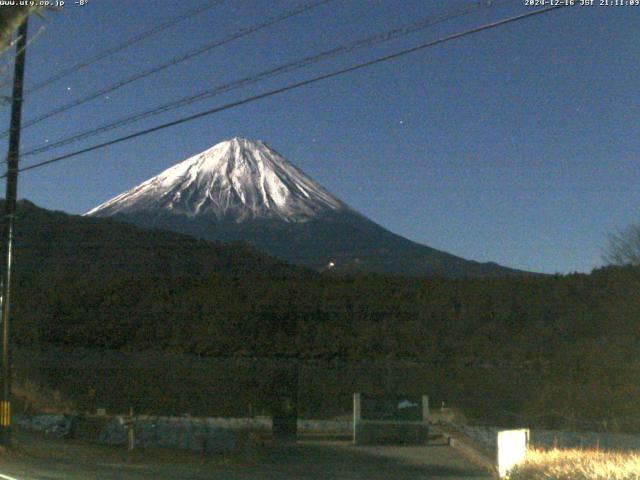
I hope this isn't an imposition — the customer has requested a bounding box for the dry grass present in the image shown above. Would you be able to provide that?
[509,448,640,480]
[12,378,74,414]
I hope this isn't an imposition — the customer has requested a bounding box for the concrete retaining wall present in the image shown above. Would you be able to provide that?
[298,419,351,433]
[16,413,353,453]
[98,416,353,452]
[98,417,240,453]
[14,414,75,437]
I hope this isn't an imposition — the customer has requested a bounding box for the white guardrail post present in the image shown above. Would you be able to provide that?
[497,429,529,478]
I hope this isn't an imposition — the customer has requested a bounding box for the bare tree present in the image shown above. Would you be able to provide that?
[604,223,640,266]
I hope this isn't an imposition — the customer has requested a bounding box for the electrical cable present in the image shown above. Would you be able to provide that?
[0,0,333,138]
[24,0,224,95]
[8,4,566,178]
[22,0,515,158]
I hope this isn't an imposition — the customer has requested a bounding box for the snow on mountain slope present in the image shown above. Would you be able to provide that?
[86,136,531,277]
[86,137,347,222]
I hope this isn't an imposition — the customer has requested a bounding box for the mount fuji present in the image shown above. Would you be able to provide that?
[87,137,526,277]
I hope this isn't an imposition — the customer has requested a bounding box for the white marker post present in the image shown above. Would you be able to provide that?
[497,429,529,478]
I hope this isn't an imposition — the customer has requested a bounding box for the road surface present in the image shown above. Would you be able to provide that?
[0,432,493,479]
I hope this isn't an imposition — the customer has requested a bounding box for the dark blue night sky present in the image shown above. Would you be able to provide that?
[2,0,638,274]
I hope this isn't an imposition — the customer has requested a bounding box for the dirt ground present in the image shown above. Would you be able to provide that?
[0,430,493,479]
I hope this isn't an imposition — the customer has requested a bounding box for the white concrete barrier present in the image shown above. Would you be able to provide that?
[497,429,529,478]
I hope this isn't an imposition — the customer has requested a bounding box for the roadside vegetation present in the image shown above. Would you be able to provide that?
[13,378,73,414]
[8,201,640,429]
[509,448,640,480]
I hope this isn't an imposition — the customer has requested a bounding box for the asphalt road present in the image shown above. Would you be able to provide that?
[0,434,493,479]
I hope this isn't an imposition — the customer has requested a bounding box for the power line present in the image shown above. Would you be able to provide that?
[0,25,45,89]
[24,0,224,96]
[9,5,567,178]
[22,0,515,158]
[0,0,333,138]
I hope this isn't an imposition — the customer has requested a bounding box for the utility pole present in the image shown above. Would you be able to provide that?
[0,17,28,446]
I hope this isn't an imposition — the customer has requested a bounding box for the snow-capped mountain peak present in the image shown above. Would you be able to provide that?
[86,137,347,222]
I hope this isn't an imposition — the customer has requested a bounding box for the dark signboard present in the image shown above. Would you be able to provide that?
[360,394,423,421]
